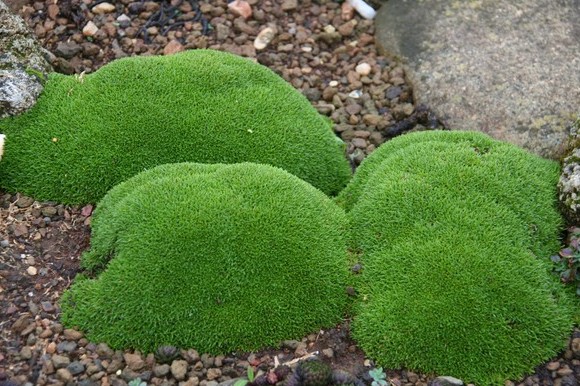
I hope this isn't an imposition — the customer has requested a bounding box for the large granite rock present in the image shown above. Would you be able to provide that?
[375,0,580,159]
[0,0,52,118]
[559,117,580,224]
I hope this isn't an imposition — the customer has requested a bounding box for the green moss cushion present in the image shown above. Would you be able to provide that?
[339,132,562,259]
[60,162,349,354]
[353,232,574,385]
[336,130,557,212]
[349,176,532,255]
[347,132,573,384]
[0,49,350,204]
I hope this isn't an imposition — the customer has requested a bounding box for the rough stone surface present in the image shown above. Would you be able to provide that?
[558,117,580,223]
[171,359,188,381]
[0,0,52,118]
[375,0,580,159]
[429,376,464,386]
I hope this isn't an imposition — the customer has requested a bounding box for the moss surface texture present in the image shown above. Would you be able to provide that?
[0,49,351,204]
[342,131,575,385]
[60,162,350,354]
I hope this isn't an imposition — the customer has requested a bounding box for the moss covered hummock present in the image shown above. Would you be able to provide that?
[61,162,350,354]
[345,131,574,385]
[338,130,562,259]
[0,49,351,203]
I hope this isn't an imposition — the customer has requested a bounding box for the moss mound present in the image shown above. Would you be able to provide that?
[353,232,574,385]
[0,49,351,204]
[336,130,557,211]
[339,131,562,259]
[60,162,349,354]
[347,131,574,384]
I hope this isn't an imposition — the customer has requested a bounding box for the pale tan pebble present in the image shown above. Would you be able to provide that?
[254,26,277,50]
[91,2,115,14]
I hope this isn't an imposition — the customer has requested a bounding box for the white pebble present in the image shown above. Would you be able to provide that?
[254,27,276,50]
[348,0,376,20]
[355,62,372,76]
[27,266,37,276]
[329,80,339,87]
[116,14,131,23]
[348,90,363,99]
[82,21,99,37]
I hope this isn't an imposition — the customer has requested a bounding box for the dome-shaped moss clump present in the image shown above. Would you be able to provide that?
[346,131,574,385]
[353,229,574,385]
[338,130,562,259]
[60,162,350,354]
[0,49,351,204]
[336,130,557,210]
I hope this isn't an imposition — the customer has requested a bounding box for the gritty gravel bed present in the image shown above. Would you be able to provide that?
[1,0,579,385]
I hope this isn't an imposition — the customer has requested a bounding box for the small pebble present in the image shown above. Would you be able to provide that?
[322,348,334,358]
[355,62,372,76]
[92,2,116,14]
[254,27,276,50]
[228,0,252,19]
[46,342,57,354]
[68,361,85,375]
[63,329,83,341]
[56,368,73,383]
[82,21,99,37]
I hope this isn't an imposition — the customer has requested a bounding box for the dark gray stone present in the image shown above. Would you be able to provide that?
[303,88,322,101]
[55,41,82,59]
[51,354,71,369]
[56,340,78,353]
[78,380,100,386]
[67,361,85,375]
[375,0,580,159]
[561,375,578,386]
[0,0,52,118]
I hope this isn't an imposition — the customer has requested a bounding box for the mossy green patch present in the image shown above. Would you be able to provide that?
[336,130,557,211]
[347,131,573,384]
[0,49,350,204]
[339,131,562,259]
[60,162,349,354]
[353,232,574,386]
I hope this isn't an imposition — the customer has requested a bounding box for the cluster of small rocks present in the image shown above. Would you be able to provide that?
[6,0,440,166]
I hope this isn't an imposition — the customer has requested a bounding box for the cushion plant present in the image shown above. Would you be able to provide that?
[60,162,350,354]
[346,131,574,384]
[349,176,533,256]
[0,49,351,204]
[353,232,574,385]
[336,130,558,212]
[339,131,562,260]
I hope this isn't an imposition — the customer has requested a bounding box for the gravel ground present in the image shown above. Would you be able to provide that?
[0,0,579,385]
